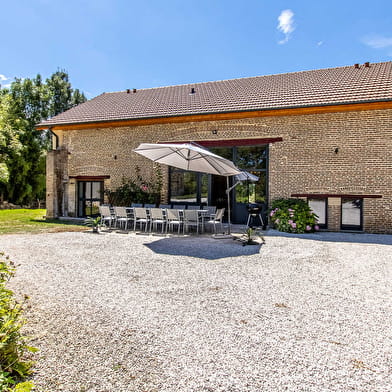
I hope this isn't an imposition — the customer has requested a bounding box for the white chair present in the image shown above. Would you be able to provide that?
[159,204,171,209]
[207,208,225,234]
[133,207,150,231]
[113,206,132,230]
[166,209,183,234]
[183,209,202,234]
[99,205,116,228]
[150,208,167,233]
[205,206,217,219]
[172,204,186,210]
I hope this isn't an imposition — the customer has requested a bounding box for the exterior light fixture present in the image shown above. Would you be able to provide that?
[334,148,339,154]
[212,130,218,135]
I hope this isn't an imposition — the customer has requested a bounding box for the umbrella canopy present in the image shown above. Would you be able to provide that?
[133,143,241,176]
[234,170,259,182]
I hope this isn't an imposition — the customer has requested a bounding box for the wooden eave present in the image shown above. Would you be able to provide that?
[36,100,392,131]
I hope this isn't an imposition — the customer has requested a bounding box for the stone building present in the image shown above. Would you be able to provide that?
[37,61,392,233]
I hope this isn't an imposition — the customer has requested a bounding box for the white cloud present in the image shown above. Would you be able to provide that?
[317,41,323,46]
[363,35,392,49]
[1,83,11,89]
[0,74,8,81]
[277,9,295,44]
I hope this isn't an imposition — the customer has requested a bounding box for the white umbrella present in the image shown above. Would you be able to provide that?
[234,170,259,182]
[133,142,241,176]
[133,142,242,234]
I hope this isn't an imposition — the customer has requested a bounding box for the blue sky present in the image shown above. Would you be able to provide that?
[1,0,392,98]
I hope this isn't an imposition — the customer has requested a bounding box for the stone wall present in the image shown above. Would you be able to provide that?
[47,108,392,233]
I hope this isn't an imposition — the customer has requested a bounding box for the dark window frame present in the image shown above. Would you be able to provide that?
[341,198,363,231]
[77,180,104,217]
[308,197,328,229]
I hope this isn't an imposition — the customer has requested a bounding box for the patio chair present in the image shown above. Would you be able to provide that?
[99,205,116,228]
[159,204,171,209]
[205,206,217,219]
[166,209,183,234]
[113,206,133,230]
[150,208,167,233]
[133,207,150,232]
[172,204,186,210]
[207,208,225,234]
[183,209,202,234]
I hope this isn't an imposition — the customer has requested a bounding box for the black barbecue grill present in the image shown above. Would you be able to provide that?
[246,203,265,228]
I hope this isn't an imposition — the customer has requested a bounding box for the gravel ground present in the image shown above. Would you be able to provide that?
[1,230,391,392]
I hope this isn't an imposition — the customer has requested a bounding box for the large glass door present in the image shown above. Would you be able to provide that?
[77,181,104,217]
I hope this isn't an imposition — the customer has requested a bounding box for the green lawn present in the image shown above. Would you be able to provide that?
[0,209,86,235]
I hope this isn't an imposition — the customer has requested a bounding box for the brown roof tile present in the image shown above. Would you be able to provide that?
[38,61,392,127]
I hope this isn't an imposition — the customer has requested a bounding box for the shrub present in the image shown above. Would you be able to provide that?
[105,165,163,206]
[269,198,319,233]
[0,252,36,392]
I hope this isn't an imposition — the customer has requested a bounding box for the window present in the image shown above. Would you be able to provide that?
[308,198,327,228]
[169,169,208,205]
[77,181,104,217]
[341,198,363,230]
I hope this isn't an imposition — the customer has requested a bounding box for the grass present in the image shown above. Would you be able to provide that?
[0,209,86,235]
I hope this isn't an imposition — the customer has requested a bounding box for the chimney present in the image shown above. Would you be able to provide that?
[364,62,370,68]
[126,89,130,93]
[133,88,137,93]
[190,87,195,94]
[354,63,360,69]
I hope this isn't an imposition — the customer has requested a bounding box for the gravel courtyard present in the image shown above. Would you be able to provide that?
[1,230,391,392]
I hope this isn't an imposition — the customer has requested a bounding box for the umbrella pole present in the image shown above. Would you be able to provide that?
[227,176,231,234]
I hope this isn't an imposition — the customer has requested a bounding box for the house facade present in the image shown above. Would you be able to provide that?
[38,62,392,233]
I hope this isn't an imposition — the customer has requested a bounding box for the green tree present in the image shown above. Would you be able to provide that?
[0,70,86,205]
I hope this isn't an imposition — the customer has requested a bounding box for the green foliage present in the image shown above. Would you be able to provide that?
[0,70,86,205]
[84,216,101,232]
[0,252,36,391]
[269,198,319,233]
[105,165,163,206]
[240,227,265,246]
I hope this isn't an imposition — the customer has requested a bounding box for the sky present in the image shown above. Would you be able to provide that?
[1,0,392,98]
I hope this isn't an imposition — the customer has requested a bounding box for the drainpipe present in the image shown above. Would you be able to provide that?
[47,127,59,150]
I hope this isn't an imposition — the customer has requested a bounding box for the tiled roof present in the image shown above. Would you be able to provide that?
[38,61,392,127]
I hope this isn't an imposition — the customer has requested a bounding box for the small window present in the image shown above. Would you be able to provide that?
[308,198,327,228]
[341,198,363,230]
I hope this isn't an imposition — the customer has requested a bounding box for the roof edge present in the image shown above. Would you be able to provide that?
[36,99,392,130]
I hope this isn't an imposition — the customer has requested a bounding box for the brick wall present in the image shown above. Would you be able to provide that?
[47,108,392,233]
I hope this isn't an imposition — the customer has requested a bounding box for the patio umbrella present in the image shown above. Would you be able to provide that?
[133,142,242,234]
[133,142,241,176]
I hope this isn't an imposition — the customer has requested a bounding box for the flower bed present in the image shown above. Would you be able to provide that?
[269,198,319,233]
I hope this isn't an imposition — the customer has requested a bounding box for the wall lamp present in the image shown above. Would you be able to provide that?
[334,147,339,154]
[212,129,218,135]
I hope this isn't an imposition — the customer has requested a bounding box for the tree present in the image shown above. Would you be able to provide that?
[0,70,86,205]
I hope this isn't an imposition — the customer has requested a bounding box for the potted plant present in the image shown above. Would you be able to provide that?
[84,216,101,233]
[239,227,265,246]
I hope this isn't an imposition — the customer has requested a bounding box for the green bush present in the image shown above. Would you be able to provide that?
[105,165,163,206]
[0,252,36,392]
[269,198,319,233]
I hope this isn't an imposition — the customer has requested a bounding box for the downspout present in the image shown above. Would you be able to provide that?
[47,127,59,150]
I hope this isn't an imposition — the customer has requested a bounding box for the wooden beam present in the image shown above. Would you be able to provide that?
[291,193,382,199]
[36,101,392,131]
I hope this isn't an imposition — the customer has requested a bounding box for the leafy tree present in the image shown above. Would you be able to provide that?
[0,70,86,205]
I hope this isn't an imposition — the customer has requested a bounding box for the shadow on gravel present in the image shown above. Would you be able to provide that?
[265,230,392,246]
[145,236,262,260]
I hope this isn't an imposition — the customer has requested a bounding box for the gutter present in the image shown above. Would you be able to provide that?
[47,127,59,149]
